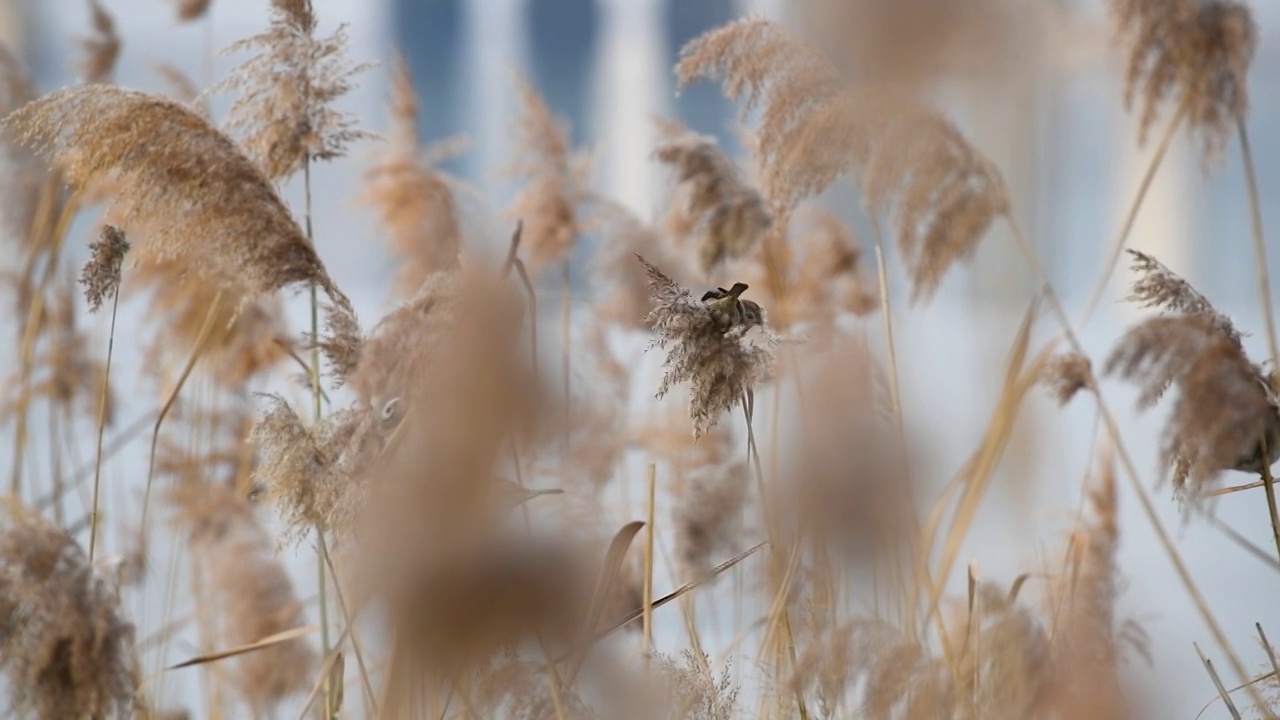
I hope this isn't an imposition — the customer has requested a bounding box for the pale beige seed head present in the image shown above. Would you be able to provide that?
[79,0,120,85]
[80,223,129,312]
[5,85,345,305]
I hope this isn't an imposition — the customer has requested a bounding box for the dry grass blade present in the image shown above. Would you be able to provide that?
[168,625,318,670]
[1259,624,1280,684]
[563,520,646,686]
[1196,643,1243,720]
[925,295,1041,635]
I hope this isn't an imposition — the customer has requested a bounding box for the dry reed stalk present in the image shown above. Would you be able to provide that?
[652,118,770,275]
[0,498,138,719]
[79,0,120,85]
[643,464,656,673]
[81,224,127,561]
[678,18,1007,303]
[1000,213,1270,711]
[360,53,468,297]
[168,481,316,715]
[0,42,44,251]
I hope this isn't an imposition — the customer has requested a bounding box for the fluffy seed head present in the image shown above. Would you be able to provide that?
[80,223,129,312]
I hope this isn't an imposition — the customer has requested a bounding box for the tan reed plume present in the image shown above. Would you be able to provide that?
[0,498,138,719]
[212,0,371,180]
[1109,0,1256,164]
[359,53,467,296]
[678,18,1008,303]
[652,117,771,275]
[638,254,776,438]
[168,480,316,714]
[79,0,120,85]
[175,0,212,22]
[1106,251,1279,499]
[1038,353,1096,406]
[4,84,347,306]
[507,75,588,271]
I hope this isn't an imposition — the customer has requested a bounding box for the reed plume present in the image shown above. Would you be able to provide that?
[168,480,316,714]
[1042,451,1137,718]
[653,117,771,274]
[0,42,44,250]
[0,499,137,719]
[175,0,212,22]
[1039,352,1095,406]
[672,425,747,578]
[638,254,776,438]
[507,76,587,271]
[587,194,686,329]
[1107,312,1278,500]
[80,223,128,312]
[794,209,878,320]
[4,85,347,304]
[212,0,371,180]
[1,282,114,425]
[359,53,467,296]
[79,0,120,85]
[678,18,1008,302]
[1109,0,1256,163]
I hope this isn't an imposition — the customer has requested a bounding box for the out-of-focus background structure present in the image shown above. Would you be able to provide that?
[3,1,1280,717]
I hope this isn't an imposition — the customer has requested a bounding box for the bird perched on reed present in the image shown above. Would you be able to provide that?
[701,282,763,333]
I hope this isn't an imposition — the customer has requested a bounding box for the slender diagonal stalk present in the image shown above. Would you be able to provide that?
[142,289,224,533]
[88,281,123,562]
[1238,120,1280,369]
[741,393,809,720]
[1002,213,1268,711]
[1077,101,1188,329]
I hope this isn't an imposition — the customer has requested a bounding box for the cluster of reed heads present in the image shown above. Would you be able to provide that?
[0,0,1276,717]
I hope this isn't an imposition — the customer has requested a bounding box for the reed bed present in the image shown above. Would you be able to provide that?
[0,0,1277,718]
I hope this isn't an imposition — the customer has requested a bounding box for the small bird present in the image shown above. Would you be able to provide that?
[701,282,764,333]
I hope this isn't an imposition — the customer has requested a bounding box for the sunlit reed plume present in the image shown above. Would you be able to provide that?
[79,0,120,85]
[168,481,315,714]
[80,223,128,312]
[5,85,348,306]
[638,254,775,437]
[652,117,771,275]
[508,75,587,271]
[212,0,371,180]
[678,18,1008,302]
[360,53,467,296]
[0,498,137,719]
[1109,0,1256,163]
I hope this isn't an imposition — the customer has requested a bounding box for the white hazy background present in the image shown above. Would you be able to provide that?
[2,0,1280,718]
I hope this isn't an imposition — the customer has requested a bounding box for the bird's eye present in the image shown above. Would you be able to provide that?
[380,397,401,426]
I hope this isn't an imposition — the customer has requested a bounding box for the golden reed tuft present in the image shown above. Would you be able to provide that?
[4,85,348,305]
